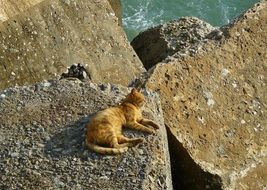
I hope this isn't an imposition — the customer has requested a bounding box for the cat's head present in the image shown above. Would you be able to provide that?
[123,88,145,107]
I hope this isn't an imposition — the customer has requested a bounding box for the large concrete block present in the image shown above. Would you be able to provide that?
[0,0,144,89]
[0,79,172,189]
[139,1,267,189]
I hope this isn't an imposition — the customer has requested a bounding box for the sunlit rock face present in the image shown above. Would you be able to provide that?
[136,1,266,189]
[131,17,215,70]
[0,0,143,89]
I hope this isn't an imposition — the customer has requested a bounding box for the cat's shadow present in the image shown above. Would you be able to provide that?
[44,115,93,159]
[44,114,148,159]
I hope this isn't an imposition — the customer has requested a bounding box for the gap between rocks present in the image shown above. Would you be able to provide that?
[166,127,223,190]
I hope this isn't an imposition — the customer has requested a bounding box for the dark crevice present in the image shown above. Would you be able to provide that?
[166,127,223,190]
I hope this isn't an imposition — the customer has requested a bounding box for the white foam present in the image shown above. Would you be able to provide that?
[122,0,259,40]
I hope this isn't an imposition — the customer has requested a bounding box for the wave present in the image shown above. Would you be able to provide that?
[122,0,164,30]
[122,0,259,40]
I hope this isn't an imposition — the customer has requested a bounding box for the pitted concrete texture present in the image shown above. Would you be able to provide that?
[0,79,172,190]
[0,0,144,89]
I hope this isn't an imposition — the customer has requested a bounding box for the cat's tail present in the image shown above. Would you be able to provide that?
[86,140,128,155]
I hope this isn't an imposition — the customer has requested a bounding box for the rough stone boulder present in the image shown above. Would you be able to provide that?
[0,0,122,24]
[0,79,172,189]
[0,0,143,90]
[138,1,267,189]
[0,0,43,22]
[107,0,122,26]
[131,17,215,70]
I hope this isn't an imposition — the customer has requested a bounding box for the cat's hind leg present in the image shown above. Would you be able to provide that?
[138,119,160,129]
[109,134,132,149]
[117,135,144,147]
[86,134,128,155]
[125,122,155,134]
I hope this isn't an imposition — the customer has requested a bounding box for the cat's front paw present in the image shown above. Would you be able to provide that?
[153,124,160,130]
[148,129,158,135]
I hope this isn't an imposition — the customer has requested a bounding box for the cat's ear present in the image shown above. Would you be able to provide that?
[131,88,137,94]
[136,86,141,92]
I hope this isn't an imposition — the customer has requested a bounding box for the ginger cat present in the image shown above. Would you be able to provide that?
[86,88,159,155]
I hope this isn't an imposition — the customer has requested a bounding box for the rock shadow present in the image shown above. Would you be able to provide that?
[166,127,223,190]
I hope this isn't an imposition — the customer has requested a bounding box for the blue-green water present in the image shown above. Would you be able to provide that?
[122,0,259,41]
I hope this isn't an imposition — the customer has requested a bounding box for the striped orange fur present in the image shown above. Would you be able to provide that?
[85,88,159,155]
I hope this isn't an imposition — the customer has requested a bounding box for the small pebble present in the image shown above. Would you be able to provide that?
[10,152,19,158]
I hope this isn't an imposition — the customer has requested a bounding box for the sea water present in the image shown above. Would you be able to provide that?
[122,0,260,41]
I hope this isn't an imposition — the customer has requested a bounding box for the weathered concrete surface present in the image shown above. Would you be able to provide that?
[107,0,122,26]
[0,0,43,22]
[0,79,172,190]
[139,1,267,189]
[0,0,122,24]
[235,156,267,190]
[0,0,144,89]
[131,17,215,70]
